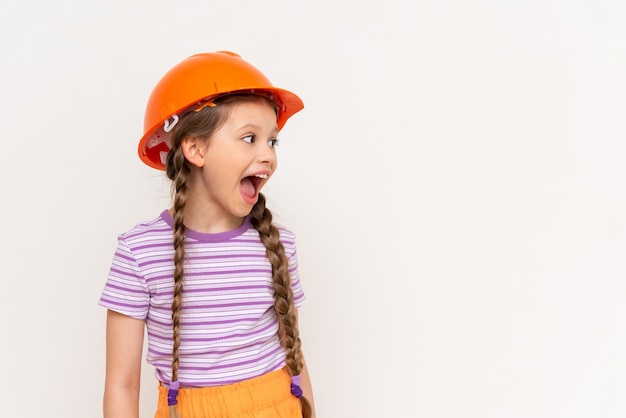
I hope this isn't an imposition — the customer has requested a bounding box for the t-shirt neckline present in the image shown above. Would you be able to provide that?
[159,210,252,242]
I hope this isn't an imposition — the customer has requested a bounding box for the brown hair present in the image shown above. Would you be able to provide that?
[165,95,311,418]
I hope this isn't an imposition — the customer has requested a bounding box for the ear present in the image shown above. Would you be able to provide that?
[181,136,206,168]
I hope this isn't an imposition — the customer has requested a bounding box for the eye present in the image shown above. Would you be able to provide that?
[242,134,255,144]
[269,138,280,148]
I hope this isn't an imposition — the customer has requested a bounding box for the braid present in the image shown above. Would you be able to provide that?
[166,147,189,418]
[250,194,312,418]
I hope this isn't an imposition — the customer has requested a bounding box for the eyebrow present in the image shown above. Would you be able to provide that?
[236,123,279,135]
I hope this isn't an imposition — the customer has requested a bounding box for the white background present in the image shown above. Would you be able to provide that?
[1,1,625,417]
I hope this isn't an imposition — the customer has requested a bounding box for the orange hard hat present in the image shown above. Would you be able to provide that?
[138,51,304,170]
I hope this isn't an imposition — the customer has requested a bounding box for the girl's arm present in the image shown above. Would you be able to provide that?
[103,309,145,418]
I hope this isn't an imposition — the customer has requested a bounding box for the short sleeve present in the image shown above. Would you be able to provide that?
[98,235,150,320]
[280,228,306,308]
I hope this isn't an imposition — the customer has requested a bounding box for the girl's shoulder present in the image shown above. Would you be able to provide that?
[273,222,297,249]
[117,210,171,242]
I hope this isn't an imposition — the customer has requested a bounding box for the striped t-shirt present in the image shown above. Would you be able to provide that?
[99,210,305,388]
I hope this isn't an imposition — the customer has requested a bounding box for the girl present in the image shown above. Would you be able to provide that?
[99,51,315,418]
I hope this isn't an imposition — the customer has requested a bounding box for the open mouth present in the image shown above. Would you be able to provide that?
[240,174,267,204]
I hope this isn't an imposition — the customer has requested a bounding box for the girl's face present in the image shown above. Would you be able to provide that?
[187,100,279,226]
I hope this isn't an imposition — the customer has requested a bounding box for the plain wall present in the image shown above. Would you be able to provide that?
[1,0,625,417]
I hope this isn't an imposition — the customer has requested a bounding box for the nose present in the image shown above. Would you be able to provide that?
[256,140,277,167]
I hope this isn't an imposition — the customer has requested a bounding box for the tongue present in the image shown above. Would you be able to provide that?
[240,177,256,199]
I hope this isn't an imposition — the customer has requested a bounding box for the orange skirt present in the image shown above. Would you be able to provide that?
[155,368,302,418]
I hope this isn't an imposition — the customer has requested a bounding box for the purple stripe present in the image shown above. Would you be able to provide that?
[145,298,271,309]
[114,252,137,263]
[109,267,140,278]
[228,238,296,247]
[184,300,269,309]
[104,283,146,294]
[138,255,268,268]
[184,284,271,292]
[181,318,257,326]
[124,227,172,240]
[185,322,276,343]
[148,348,173,357]
[153,285,271,297]
[149,321,275,344]
[184,268,271,277]
[142,271,271,280]
[133,242,173,252]
[138,258,174,268]
[100,297,148,310]
[144,273,174,282]
[148,345,282,360]
[149,317,258,328]
[187,253,267,260]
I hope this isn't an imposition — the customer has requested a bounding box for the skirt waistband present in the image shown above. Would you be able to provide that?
[155,368,301,418]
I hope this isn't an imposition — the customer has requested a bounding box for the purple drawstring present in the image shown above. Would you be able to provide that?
[167,380,180,406]
[169,376,299,404]
[290,375,303,398]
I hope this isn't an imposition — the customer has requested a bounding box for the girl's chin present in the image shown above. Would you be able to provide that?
[232,201,256,218]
